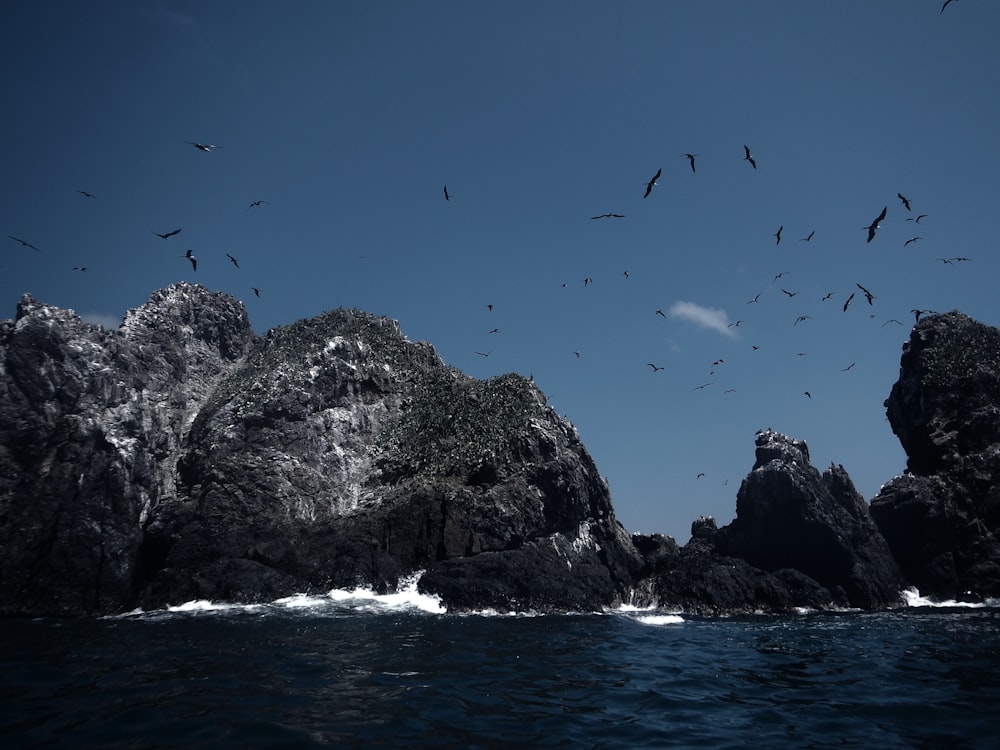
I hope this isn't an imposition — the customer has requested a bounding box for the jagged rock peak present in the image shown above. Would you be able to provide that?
[15,293,85,327]
[120,282,252,361]
[752,428,810,471]
[885,310,1000,476]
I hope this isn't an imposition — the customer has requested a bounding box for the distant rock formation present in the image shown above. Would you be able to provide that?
[634,431,906,614]
[871,311,1000,600]
[1,287,997,617]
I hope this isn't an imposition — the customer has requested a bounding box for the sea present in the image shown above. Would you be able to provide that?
[2,580,997,749]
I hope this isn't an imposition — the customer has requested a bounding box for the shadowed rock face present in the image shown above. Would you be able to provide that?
[872,312,1000,599]
[0,284,641,616]
[635,432,905,615]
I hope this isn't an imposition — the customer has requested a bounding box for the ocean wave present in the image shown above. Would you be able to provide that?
[901,587,1000,609]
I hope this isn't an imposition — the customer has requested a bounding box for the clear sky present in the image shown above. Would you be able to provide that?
[2,1,997,542]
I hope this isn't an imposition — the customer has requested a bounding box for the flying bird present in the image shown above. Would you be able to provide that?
[841,362,856,372]
[647,363,664,372]
[694,383,713,390]
[153,228,181,239]
[843,292,856,311]
[821,292,835,301]
[881,319,902,327]
[774,225,783,245]
[583,277,592,287]
[8,235,41,251]
[904,237,922,247]
[655,309,667,317]
[941,0,958,14]
[743,144,756,169]
[794,315,812,326]
[898,193,912,211]
[247,200,269,209]
[591,212,625,219]
[186,142,222,152]
[804,391,812,399]
[800,230,815,242]
[866,206,887,243]
[747,293,761,304]
[856,283,875,305]
[226,253,240,269]
[906,214,928,223]
[683,153,697,173]
[773,271,789,281]
[643,167,661,199]
[728,320,743,328]
[252,287,261,297]
[72,266,88,272]
[182,249,197,271]
[443,185,450,201]
[475,350,493,358]
[77,190,96,199]
[780,288,798,298]
[489,328,500,334]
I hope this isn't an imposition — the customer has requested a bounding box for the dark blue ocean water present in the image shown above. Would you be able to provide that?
[2,589,998,749]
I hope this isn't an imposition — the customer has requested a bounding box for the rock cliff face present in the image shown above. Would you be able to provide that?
[2,289,997,617]
[871,311,1000,599]
[0,284,641,616]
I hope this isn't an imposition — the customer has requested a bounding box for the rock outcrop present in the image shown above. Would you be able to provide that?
[0,284,641,616]
[635,431,906,614]
[871,311,1000,599]
[2,288,997,618]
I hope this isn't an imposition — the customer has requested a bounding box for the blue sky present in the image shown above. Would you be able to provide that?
[2,1,997,542]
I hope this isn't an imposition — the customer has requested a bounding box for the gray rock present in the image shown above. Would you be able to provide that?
[872,311,1000,599]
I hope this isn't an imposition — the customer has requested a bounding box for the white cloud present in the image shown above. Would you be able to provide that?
[667,301,736,338]
[79,312,122,330]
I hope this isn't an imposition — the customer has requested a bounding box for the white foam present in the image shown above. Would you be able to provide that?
[634,614,685,626]
[901,587,999,609]
[166,599,262,613]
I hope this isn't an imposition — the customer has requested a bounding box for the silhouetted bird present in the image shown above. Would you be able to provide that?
[247,200,269,209]
[856,283,875,305]
[443,185,450,201]
[941,0,958,14]
[182,249,197,271]
[843,292,856,311]
[906,214,928,223]
[866,206,887,243]
[186,142,222,152]
[821,292,834,301]
[8,235,40,251]
[153,228,181,239]
[800,230,815,242]
[904,237,922,247]
[774,225,783,245]
[77,190,96,199]
[591,212,625,219]
[647,363,664,372]
[898,193,912,211]
[794,315,811,326]
[743,144,756,169]
[252,287,261,297]
[643,168,661,199]
[804,391,811,399]
[780,288,798,297]
[683,153,697,173]
[747,294,761,304]
[226,253,240,269]
[475,350,492,358]
[73,266,88,272]
[841,362,856,371]
[655,309,666,317]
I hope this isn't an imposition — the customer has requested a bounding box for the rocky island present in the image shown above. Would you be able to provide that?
[1,284,997,617]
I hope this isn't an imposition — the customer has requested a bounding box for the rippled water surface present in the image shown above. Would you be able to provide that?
[2,596,998,748]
